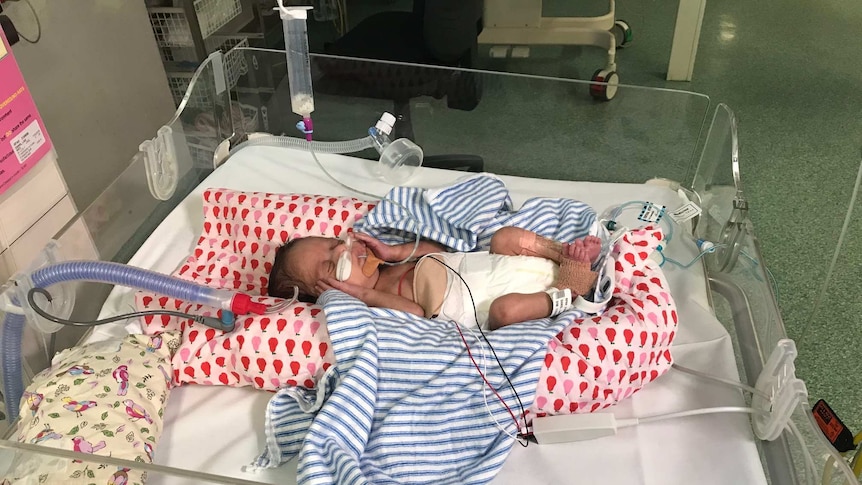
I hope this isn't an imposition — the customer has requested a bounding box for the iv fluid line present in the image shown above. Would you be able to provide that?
[308,144,421,266]
[308,143,383,199]
[806,155,862,340]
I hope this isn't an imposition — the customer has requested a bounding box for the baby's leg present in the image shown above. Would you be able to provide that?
[488,292,552,330]
[490,227,563,262]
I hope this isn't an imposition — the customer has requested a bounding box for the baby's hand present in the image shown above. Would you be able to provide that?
[353,232,405,262]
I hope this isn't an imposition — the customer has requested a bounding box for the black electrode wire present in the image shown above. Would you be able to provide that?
[426,256,530,444]
[27,287,207,327]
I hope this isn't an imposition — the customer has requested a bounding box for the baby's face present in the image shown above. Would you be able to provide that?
[292,236,378,297]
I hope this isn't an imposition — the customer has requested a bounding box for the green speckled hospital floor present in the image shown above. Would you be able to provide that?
[478,0,862,432]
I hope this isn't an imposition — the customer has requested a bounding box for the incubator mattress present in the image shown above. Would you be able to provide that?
[93,146,767,484]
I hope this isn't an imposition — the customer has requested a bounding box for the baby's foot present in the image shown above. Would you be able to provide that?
[561,239,588,263]
[561,236,602,264]
[582,236,602,263]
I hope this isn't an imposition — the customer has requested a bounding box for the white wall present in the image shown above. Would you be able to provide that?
[3,0,175,208]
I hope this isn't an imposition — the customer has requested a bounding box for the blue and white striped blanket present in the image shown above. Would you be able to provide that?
[253,174,597,484]
[354,173,597,251]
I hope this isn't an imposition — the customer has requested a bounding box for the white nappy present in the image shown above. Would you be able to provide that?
[431,251,558,329]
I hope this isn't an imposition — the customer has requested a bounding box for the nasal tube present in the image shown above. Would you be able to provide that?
[335,237,355,281]
[334,235,384,281]
[0,260,270,422]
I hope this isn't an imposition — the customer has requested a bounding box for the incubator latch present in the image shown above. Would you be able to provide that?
[710,195,749,273]
[729,196,749,222]
[141,126,179,201]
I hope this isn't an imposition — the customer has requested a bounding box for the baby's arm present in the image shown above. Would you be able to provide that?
[317,277,424,316]
[355,232,446,262]
[360,288,424,316]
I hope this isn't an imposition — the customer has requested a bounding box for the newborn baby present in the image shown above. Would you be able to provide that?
[268,227,601,330]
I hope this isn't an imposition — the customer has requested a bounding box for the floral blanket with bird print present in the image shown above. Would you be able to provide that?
[2,332,179,485]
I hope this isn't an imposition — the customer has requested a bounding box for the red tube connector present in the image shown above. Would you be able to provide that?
[231,293,267,315]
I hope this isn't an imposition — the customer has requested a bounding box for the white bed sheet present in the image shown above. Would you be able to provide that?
[91,146,767,485]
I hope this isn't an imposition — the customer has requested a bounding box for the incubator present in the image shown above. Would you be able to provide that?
[0,35,859,485]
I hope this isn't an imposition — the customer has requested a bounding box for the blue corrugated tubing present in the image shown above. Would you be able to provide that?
[1,261,228,421]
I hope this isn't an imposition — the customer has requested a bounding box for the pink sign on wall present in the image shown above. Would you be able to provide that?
[0,30,52,195]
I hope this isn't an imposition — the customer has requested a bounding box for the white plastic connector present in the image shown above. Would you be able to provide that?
[608,224,630,246]
[532,413,618,444]
[698,240,715,252]
[752,339,807,441]
[0,290,25,315]
[375,112,396,136]
[275,1,312,19]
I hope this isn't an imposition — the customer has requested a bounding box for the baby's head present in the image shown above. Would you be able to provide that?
[268,235,378,302]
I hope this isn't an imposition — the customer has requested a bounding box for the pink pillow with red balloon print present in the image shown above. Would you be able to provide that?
[526,225,678,420]
[134,188,375,390]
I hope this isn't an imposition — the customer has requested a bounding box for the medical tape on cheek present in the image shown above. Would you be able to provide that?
[519,232,563,260]
[362,253,384,277]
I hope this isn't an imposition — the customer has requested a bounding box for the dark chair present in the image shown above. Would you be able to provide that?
[314,0,485,172]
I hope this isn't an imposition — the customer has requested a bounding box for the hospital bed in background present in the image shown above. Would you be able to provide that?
[479,0,630,100]
[479,0,710,83]
[0,45,857,484]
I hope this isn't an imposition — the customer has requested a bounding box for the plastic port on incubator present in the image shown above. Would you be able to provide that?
[751,339,808,441]
[369,113,424,185]
[0,241,74,335]
[141,126,180,201]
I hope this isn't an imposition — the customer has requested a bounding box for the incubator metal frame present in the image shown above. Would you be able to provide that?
[0,48,855,484]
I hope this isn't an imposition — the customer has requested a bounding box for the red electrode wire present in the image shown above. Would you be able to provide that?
[454,322,523,434]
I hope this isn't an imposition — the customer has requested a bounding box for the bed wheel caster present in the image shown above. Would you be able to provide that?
[590,69,619,101]
[613,20,633,48]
